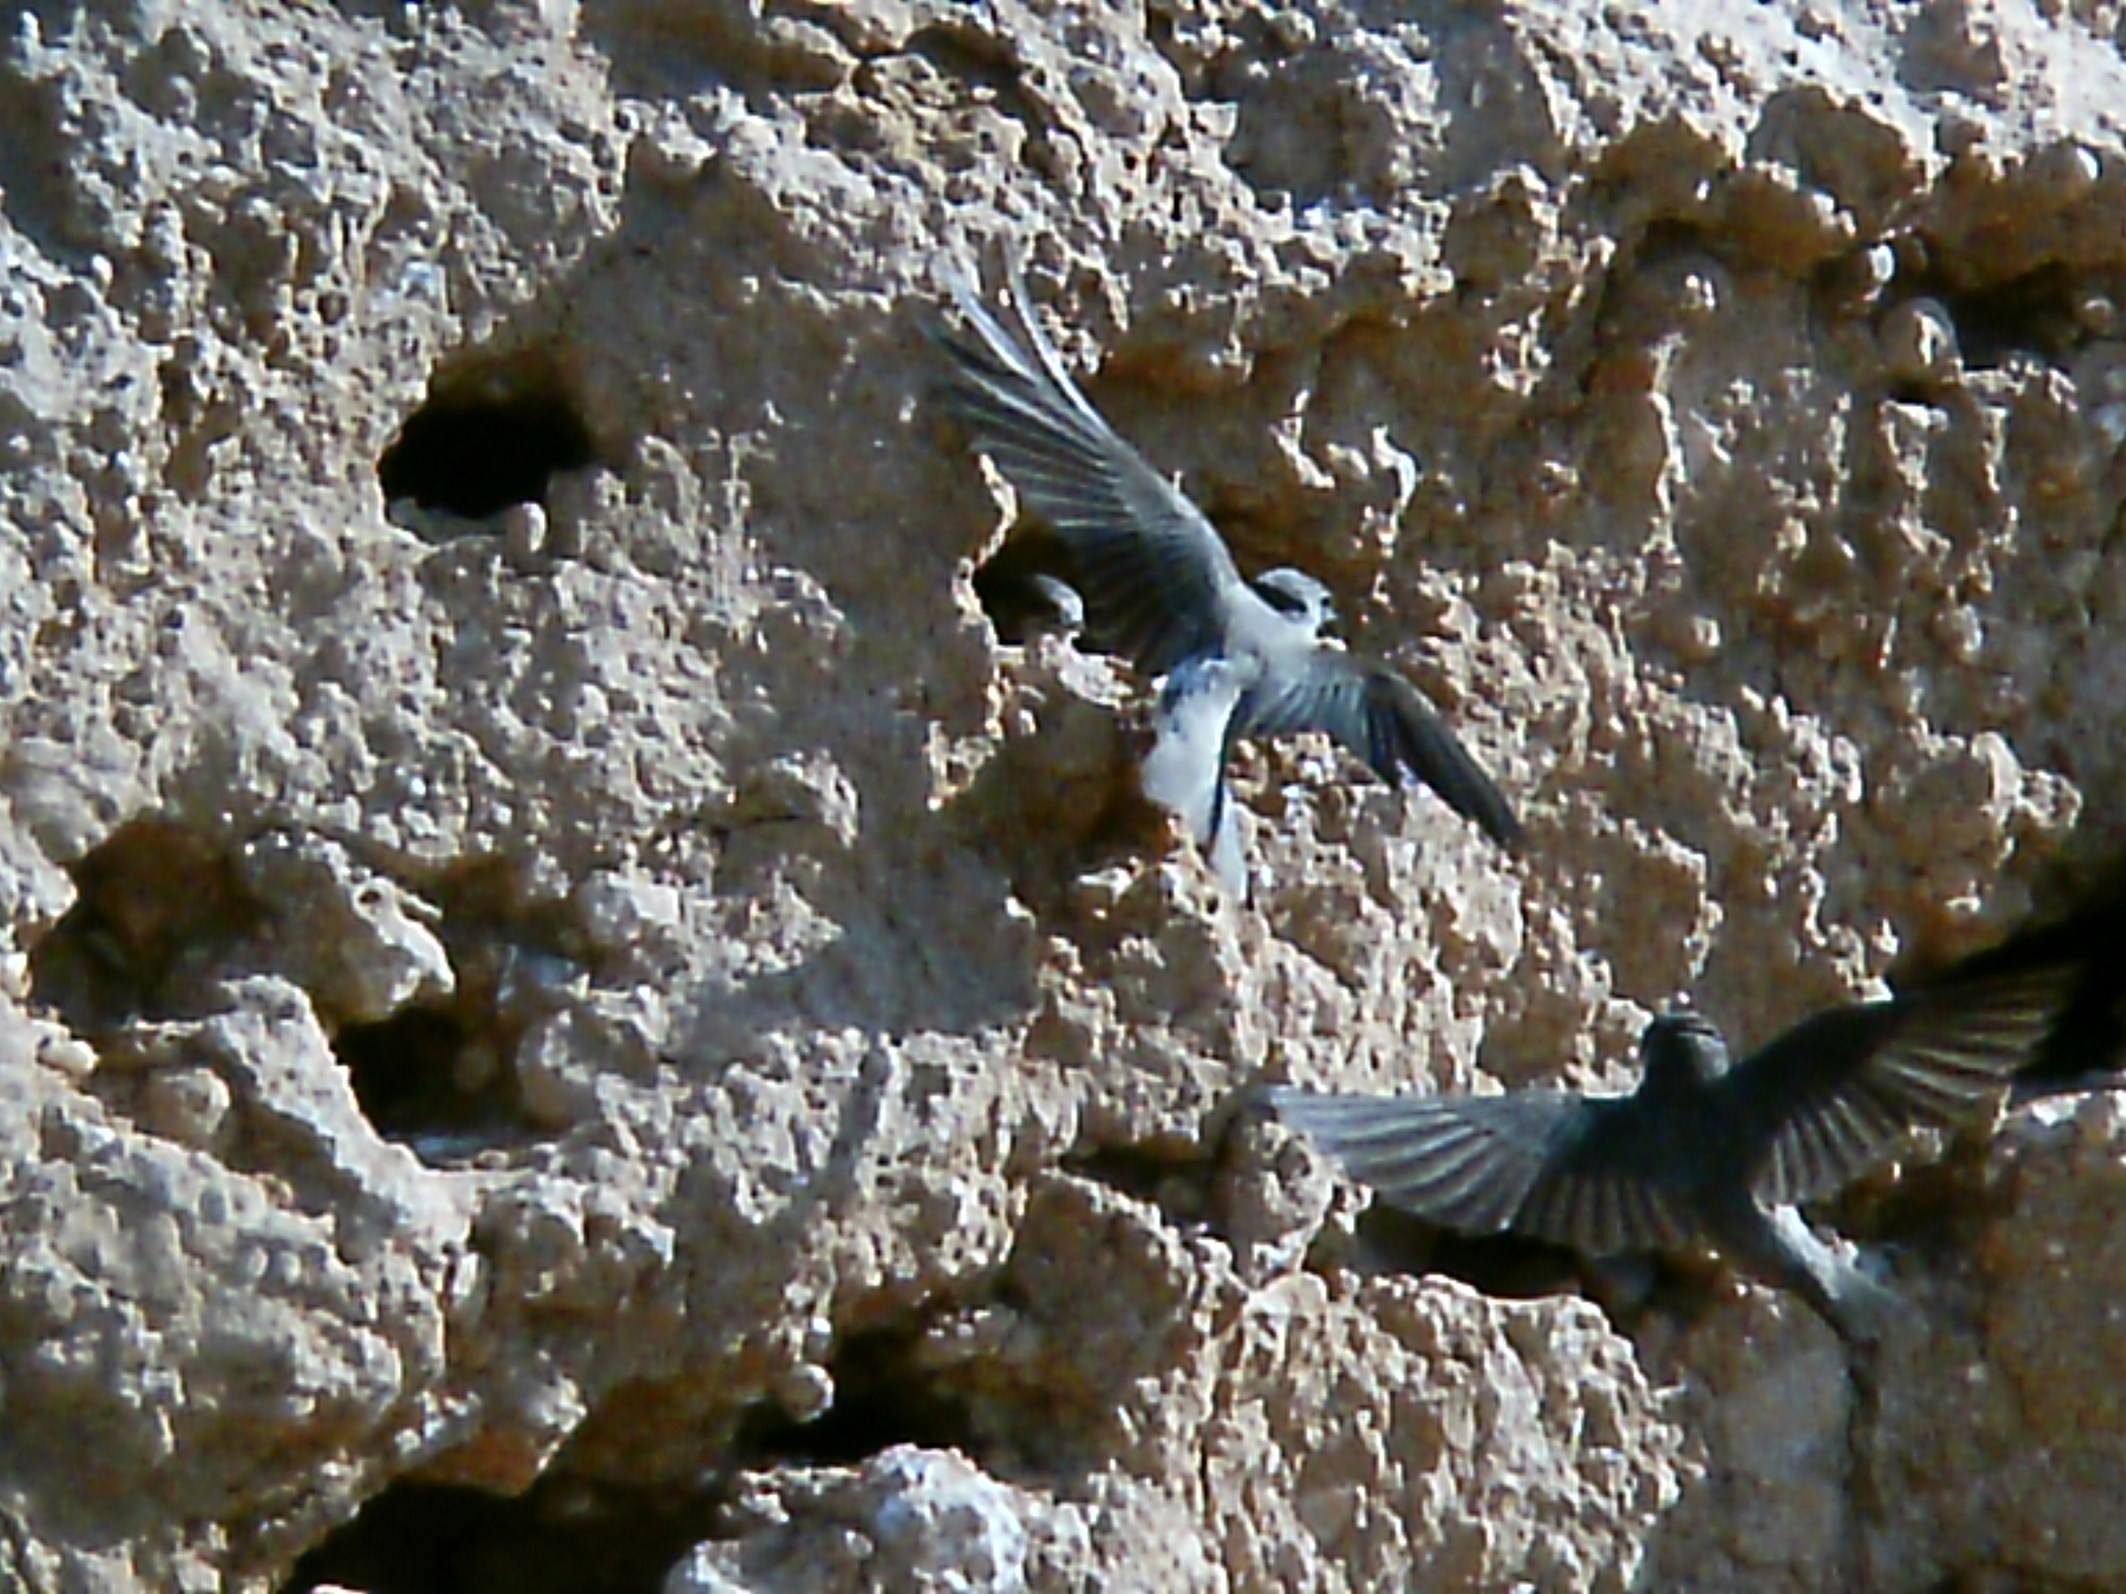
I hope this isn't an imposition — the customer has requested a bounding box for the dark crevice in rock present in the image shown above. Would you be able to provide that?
[280,1474,725,1594]
[897,19,1068,180]
[969,530,1085,647]
[1350,1202,1582,1300]
[727,1285,1120,1478]
[1065,1140,1213,1223]
[1916,1569,2116,1593]
[330,859,592,1157]
[378,352,595,522]
[581,0,852,104]
[1883,379,1943,407]
[334,1005,507,1146]
[1627,216,1728,274]
[1810,243,1896,317]
[903,20,1023,98]
[27,818,262,1029]
[427,856,597,970]
[1141,1,1184,82]
[0,67,83,259]
[735,1324,982,1468]
[1334,1203,1732,1336]
[1833,1144,2000,1267]
[1891,258,2119,368]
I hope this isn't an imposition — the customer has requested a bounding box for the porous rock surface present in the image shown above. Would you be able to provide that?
[3,1,2126,1590]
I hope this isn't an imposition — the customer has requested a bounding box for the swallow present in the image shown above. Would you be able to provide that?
[932,261,1521,882]
[1267,959,2083,1342]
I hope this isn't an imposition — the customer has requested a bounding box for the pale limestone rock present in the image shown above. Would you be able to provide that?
[1,0,2126,1590]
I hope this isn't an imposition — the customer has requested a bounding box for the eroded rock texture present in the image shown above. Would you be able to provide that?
[4,1,2126,1589]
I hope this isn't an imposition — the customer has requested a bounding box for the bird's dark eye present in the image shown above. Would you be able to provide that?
[1253,579,1309,616]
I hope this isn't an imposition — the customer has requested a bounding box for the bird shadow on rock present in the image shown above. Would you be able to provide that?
[1340,1203,1738,1338]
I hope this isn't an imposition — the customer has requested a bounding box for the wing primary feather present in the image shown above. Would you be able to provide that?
[1747,960,2084,1204]
[933,267,1242,678]
[1267,1090,1566,1236]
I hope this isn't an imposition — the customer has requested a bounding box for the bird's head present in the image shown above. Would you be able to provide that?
[1639,1011,1732,1089]
[1252,568,1338,632]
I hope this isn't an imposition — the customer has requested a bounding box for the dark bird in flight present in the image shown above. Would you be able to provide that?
[932,263,1520,883]
[1268,959,2084,1342]
[1915,898,2126,1102]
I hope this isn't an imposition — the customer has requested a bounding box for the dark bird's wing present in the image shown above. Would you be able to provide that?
[1926,900,2126,1100]
[1238,653,1521,846]
[932,269,1243,675]
[1267,1086,1700,1256]
[1719,962,2084,1205]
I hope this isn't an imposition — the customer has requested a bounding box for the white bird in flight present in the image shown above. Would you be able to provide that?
[932,262,1521,883]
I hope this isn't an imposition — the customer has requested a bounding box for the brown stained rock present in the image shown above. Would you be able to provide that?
[3,0,2126,1590]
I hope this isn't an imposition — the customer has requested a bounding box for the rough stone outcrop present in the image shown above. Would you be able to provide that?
[3,1,2126,1589]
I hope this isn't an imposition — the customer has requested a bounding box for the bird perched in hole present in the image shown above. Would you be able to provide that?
[931,260,1520,886]
[1266,958,2084,1343]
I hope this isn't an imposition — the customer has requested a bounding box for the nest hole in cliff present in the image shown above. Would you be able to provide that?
[333,1003,522,1152]
[331,858,594,1159]
[735,1323,984,1468]
[378,349,595,521]
[1066,1139,1217,1224]
[281,1472,726,1594]
[26,817,261,1029]
[969,529,1087,646]
[1890,257,2121,370]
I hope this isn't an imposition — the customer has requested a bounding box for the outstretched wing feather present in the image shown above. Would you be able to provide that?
[1239,656,1520,846]
[1268,1087,1697,1254]
[1728,963,2083,1204]
[933,271,1241,674]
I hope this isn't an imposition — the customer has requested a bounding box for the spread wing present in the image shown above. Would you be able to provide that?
[1935,900,2126,1099]
[1267,1086,1699,1255]
[1237,653,1520,846]
[931,266,1244,675]
[1721,962,2084,1205]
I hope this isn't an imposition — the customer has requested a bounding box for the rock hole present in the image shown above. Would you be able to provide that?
[736,1325,979,1468]
[905,21,1027,99]
[334,1005,512,1148]
[1833,1150,1998,1267]
[0,72,79,257]
[1065,1140,1212,1223]
[1354,1204,1586,1301]
[378,352,595,521]
[969,530,1084,646]
[330,860,593,1158]
[27,817,260,1028]
[1348,1206,1752,1335]
[281,1473,725,1594]
[1890,259,2111,368]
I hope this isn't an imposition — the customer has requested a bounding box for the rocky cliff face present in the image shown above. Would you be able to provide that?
[4,2,2126,1590]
